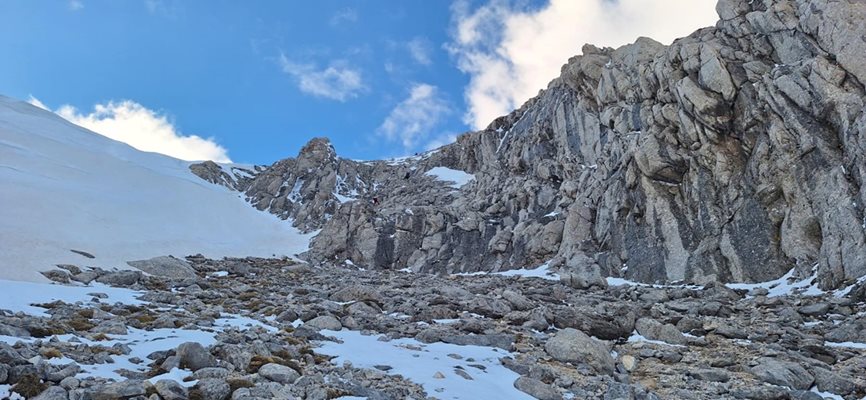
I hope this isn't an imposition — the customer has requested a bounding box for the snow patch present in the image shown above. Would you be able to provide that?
[425,167,475,189]
[726,267,824,298]
[0,279,144,316]
[824,341,866,349]
[316,329,533,399]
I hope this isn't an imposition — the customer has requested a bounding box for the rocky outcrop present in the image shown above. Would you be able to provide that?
[192,0,866,289]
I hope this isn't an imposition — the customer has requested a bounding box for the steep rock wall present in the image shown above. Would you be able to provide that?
[193,0,866,289]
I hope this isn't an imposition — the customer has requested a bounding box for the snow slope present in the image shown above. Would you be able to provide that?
[0,95,311,281]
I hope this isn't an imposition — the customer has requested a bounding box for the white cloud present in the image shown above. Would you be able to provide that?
[27,95,48,110]
[279,55,367,102]
[28,97,231,162]
[330,7,358,27]
[378,83,450,150]
[448,0,718,130]
[407,37,433,65]
[68,0,84,11]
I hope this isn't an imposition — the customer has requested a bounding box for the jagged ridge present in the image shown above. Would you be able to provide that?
[192,0,866,289]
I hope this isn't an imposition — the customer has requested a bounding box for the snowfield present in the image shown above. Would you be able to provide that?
[0,95,311,281]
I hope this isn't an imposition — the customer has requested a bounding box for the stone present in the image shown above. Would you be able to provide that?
[688,368,730,383]
[89,380,147,400]
[303,315,342,331]
[176,342,218,371]
[127,256,197,279]
[95,271,141,286]
[514,376,561,400]
[811,368,856,396]
[560,255,608,290]
[40,270,70,283]
[620,355,637,372]
[635,318,688,346]
[0,323,30,338]
[257,363,300,384]
[193,379,231,400]
[59,377,79,390]
[192,367,230,380]
[797,303,830,316]
[544,328,614,375]
[154,379,188,400]
[751,358,814,390]
[31,386,67,400]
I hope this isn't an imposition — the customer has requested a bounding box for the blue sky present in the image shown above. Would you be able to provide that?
[0,0,716,164]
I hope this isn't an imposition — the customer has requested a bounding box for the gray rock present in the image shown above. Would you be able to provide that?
[59,376,79,390]
[501,290,533,311]
[154,379,188,400]
[0,323,30,338]
[329,285,382,303]
[560,256,608,290]
[193,378,231,400]
[127,256,197,279]
[811,368,856,396]
[514,376,561,400]
[91,319,128,335]
[544,328,614,375]
[176,342,217,371]
[191,367,229,380]
[751,358,814,390]
[303,315,342,331]
[31,386,67,400]
[70,271,98,284]
[688,368,730,383]
[40,270,70,283]
[797,302,830,317]
[95,271,141,286]
[89,380,147,400]
[635,318,688,346]
[257,363,300,384]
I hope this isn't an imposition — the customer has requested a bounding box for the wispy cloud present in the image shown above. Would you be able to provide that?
[29,96,231,162]
[377,83,450,150]
[406,37,433,65]
[68,0,84,11]
[144,0,179,17]
[447,0,718,130]
[279,55,367,102]
[330,7,358,27]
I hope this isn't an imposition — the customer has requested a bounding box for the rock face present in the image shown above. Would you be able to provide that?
[191,0,866,289]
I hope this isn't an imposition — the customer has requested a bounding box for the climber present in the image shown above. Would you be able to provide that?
[404,171,411,180]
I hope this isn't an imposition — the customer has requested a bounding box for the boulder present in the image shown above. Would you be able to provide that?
[544,328,614,375]
[128,256,197,279]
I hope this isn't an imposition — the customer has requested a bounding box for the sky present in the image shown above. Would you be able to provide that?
[0,0,717,165]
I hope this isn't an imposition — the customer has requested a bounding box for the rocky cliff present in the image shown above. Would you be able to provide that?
[192,0,866,289]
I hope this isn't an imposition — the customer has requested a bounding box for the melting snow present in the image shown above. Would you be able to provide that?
[0,278,279,383]
[316,329,533,400]
[626,332,685,348]
[0,279,144,316]
[726,267,824,297]
[824,341,866,349]
[494,263,559,280]
[425,167,475,189]
[0,385,24,400]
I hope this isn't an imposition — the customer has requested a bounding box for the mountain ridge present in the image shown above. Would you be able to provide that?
[193,0,866,290]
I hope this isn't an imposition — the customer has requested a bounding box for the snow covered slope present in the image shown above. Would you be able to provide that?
[0,95,311,281]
